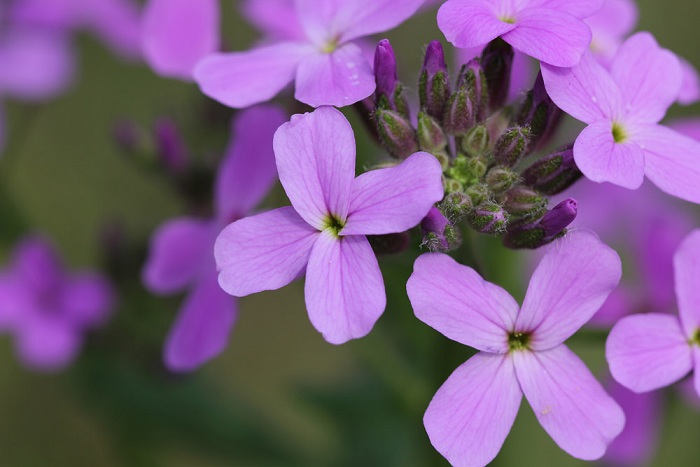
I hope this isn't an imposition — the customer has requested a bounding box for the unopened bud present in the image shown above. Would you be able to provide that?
[374,108,419,159]
[503,198,578,249]
[500,186,547,219]
[461,125,490,156]
[439,192,473,221]
[419,41,450,122]
[421,207,461,252]
[368,232,410,256]
[494,126,531,167]
[468,202,508,235]
[481,39,514,111]
[515,72,562,150]
[486,167,519,194]
[374,39,409,116]
[417,112,448,153]
[521,145,582,195]
[465,183,489,207]
[443,89,475,135]
[444,178,464,193]
[447,154,487,186]
[154,118,188,174]
[456,59,488,122]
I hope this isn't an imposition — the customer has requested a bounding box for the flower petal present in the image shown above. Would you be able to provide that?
[437,0,515,50]
[215,105,286,220]
[635,124,700,203]
[241,0,305,41]
[541,52,622,124]
[503,8,591,67]
[142,0,219,80]
[424,352,522,467]
[304,231,385,344]
[674,229,700,336]
[164,272,236,372]
[294,43,375,107]
[610,32,682,123]
[274,107,356,229]
[16,317,81,372]
[215,207,319,296]
[514,345,625,460]
[678,57,700,105]
[61,273,114,328]
[194,42,312,108]
[606,313,693,392]
[342,152,444,236]
[142,217,213,294]
[517,230,621,350]
[529,0,603,18]
[407,253,517,353]
[574,121,645,189]
[84,0,143,59]
[295,0,425,45]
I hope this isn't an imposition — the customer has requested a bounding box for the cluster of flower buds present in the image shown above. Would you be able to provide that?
[371,39,584,250]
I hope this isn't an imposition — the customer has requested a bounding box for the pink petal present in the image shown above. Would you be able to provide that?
[295,0,425,45]
[215,207,319,296]
[606,313,693,392]
[16,317,81,372]
[610,32,682,124]
[502,8,592,67]
[342,152,444,236]
[142,218,213,294]
[424,352,522,467]
[407,253,517,353]
[13,236,63,294]
[541,52,622,124]
[674,229,700,337]
[514,345,625,460]
[61,273,114,328]
[304,231,385,344]
[529,0,603,18]
[142,0,219,80]
[164,272,236,372]
[84,0,143,59]
[215,105,286,221]
[677,57,700,105]
[586,0,638,63]
[273,107,356,229]
[295,43,375,107]
[437,0,515,49]
[635,124,700,203]
[574,121,645,189]
[194,42,313,108]
[241,0,305,41]
[517,230,621,350]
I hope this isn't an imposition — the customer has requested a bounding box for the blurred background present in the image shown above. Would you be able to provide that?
[1,1,700,465]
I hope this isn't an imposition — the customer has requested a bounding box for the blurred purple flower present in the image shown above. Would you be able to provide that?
[215,107,443,344]
[195,0,426,108]
[607,229,700,397]
[438,0,602,67]
[0,236,114,372]
[407,231,624,465]
[142,105,286,371]
[542,32,700,203]
[142,0,220,80]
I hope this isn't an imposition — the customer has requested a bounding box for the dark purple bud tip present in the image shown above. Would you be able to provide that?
[540,198,578,237]
[522,145,582,195]
[154,118,189,174]
[423,41,447,76]
[420,40,450,121]
[374,39,399,103]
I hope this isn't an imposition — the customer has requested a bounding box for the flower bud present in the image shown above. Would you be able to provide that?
[368,232,411,255]
[481,39,514,111]
[419,41,450,122]
[456,58,488,122]
[444,178,464,193]
[154,118,188,174]
[500,186,547,219]
[374,39,409,116]
[494,126,531,167]
[503,198,578,249]
[443,88,475,135]
[439,192,473,221]
[486,167,519,194]
[417,111,448,153]
[468,202,508,235]
[465,183,489,206]
[514,73,562,150]
[521,145,582,195]
[421,207,461,252]
[461,124,490,156]
[374,108,419,159]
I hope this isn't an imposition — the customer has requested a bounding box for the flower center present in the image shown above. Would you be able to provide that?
[508,331,531,351]
[323,215,345,237]
[499,15,516,24]
[690,329,700,347]
[321,36,340,54]
[612,122,627,143]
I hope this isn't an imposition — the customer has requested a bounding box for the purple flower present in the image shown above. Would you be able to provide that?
[142,0,220,80]
[194,0,426,108]
[0,236,114,372]
[542,32,700,203]
[607,229,700,398]
[407,231,624,465]
[215,107,444,344]
[438,0,602,67]
[142,105,286,371]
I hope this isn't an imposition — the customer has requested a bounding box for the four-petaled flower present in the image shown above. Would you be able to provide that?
[215,106,444,344]
[195,0,426,108]
[407,231,624,466]
[542,32,700,203]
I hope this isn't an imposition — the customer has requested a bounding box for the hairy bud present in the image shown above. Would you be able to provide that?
[521,145,582,195]
[374,108,418,159]
[514,72,562,150]
[419,41,450,122]
[481,39,514,111]
[500,186,547,220]
[374,39,409,116]
[417,111,448,153]
[468,202,508,235]
[494,126,531,167]
[504,198,578,249]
